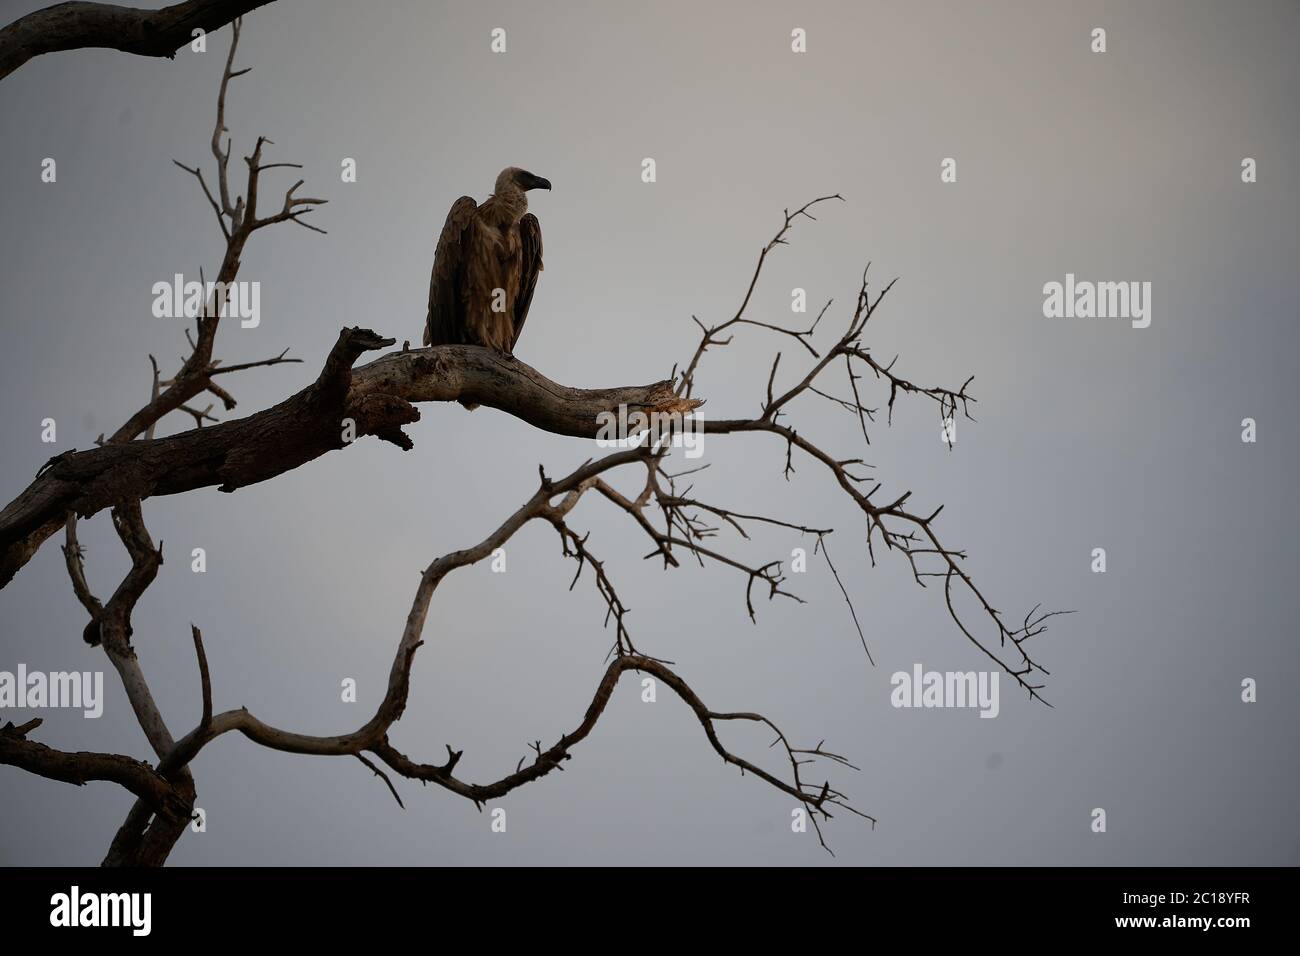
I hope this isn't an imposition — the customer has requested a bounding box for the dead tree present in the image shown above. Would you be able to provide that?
[0,22,1064,865]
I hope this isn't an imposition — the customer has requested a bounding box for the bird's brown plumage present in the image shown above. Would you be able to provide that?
[424,168,547,355]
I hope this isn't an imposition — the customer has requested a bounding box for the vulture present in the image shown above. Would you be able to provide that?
[423,166,551,354]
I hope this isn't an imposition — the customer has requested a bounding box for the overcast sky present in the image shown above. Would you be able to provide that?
[0,0,1297,865]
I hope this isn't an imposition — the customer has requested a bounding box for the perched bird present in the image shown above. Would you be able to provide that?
[423,166,550,354]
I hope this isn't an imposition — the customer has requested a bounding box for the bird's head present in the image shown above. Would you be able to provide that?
[496,166,552,195]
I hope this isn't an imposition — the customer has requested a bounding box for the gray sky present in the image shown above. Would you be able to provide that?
[0,0,1297,865]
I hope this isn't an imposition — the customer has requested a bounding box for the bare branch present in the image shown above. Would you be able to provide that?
[0,719,186,817]
[372,653,869,856]
[354,753,404,809]
[191,625,212,729]
[0,0,276,82]
[115,18,321,444]
[678,195,843,398]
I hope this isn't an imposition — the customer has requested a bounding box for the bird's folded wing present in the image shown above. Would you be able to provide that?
[511,212,544,352]
[425,195,478,347]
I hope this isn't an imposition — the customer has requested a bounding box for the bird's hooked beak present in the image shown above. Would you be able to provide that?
[521,171,552,192]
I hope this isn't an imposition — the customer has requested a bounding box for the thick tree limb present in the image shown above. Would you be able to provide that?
[0,719,187,817]
[0,0,275,81]
[0,335,699,590]
[54,504,200,864]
